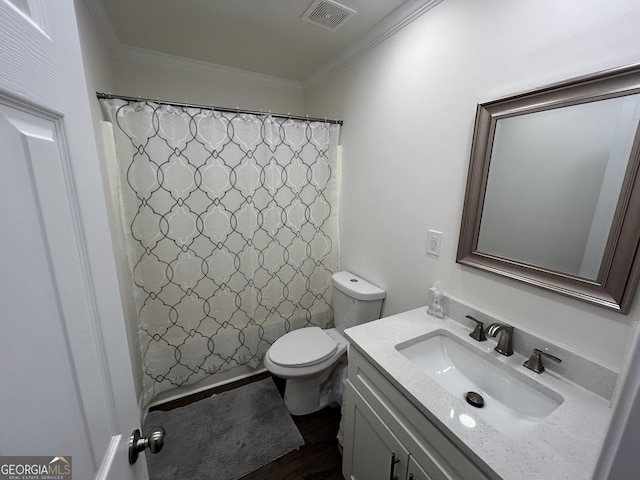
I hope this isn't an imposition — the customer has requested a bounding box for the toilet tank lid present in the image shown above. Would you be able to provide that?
[332,271,386,301]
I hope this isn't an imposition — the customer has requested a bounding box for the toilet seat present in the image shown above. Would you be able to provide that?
[267,327,338,367]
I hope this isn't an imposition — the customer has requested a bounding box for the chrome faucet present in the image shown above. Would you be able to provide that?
[487,323,514,356]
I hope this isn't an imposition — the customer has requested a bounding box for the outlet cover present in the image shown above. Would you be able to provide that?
[427,230,442,256]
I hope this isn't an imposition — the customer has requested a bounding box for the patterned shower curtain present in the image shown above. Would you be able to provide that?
[101,99,341,404]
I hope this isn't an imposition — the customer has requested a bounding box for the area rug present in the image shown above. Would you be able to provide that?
[143,378,304,480]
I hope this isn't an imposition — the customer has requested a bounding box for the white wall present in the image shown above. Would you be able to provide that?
[75,0,145,400]
[114,52,305,115]
[304,0,640,371]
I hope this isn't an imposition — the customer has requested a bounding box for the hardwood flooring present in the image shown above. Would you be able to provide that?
[149,372,345,480]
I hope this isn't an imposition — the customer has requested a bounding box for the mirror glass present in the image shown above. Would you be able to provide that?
[477,95,640,280]
[457,65,640,313]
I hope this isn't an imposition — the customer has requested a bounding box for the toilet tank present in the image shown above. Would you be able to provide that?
[331,271,386,332]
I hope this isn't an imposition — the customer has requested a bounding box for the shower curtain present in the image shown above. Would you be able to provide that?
[101,99,341,404]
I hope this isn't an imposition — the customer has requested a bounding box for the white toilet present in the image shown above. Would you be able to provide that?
[264,271,385,415]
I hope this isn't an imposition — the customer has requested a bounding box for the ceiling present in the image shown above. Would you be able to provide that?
[94,0,423,82]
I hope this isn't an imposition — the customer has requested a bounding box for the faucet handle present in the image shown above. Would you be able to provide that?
[466,315,487,342]
[523,348,561,373]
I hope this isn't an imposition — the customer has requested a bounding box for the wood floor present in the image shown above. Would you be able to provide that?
[149,372,345,480]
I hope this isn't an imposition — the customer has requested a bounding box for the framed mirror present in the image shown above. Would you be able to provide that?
[457,64,640,313]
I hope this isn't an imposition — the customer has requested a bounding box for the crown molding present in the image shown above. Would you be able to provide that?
[114,46,303,93]
[81,0,441,94]
[81,0,301,94]
[303,0,443,90]
[81,0,121,52]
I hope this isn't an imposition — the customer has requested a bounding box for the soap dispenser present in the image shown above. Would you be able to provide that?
[427,282,444,319]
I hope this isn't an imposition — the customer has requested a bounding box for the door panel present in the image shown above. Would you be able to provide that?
[0,103,94,467]
[0,101,114,457]
[0,0,148,478]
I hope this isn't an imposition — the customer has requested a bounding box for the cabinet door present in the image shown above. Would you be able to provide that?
[408,455,434,480]
[343,382,409,480]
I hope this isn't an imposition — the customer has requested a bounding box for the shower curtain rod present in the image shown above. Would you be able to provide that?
[96,92,343,125]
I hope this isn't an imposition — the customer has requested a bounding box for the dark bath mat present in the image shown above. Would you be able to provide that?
[143,378,304,480]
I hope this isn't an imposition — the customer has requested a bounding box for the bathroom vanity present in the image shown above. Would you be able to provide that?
[343,347,493,479]
[341,302,614,480]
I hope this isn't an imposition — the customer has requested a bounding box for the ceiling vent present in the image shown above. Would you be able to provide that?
[301,0,357,32]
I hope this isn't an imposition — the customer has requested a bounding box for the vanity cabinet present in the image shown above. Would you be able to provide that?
[342,348,495,480]
[342,382,434,479]
[343,382,416,480]
[407,457,432,480]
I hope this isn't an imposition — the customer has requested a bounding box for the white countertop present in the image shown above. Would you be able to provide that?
[344,307,613,480]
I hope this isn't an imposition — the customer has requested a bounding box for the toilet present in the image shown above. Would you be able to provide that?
[264,271,385,415]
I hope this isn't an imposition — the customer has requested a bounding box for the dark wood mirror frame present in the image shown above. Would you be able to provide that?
[457,64,640,313]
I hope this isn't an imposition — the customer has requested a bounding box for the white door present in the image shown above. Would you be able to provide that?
[0,1,149,479]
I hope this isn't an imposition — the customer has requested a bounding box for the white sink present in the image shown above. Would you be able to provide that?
[396,330,564,438]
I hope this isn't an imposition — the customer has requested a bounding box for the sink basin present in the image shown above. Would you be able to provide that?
[396,330,564,438]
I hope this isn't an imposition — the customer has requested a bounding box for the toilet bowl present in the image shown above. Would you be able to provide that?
[264,327,348,415]
[264,271,385,415]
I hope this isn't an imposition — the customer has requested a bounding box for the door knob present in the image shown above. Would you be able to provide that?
[128,427,165,464]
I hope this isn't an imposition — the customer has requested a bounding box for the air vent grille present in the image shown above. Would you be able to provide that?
[302,0,356,32]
